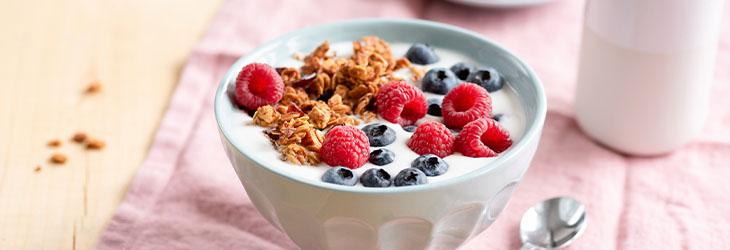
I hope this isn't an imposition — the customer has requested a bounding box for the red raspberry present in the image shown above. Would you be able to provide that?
[442,83,492,128]
[235,63,284,110]
[320,125,370,169]
[455,118,512,157]
[376,80,427,126]
[407,121,455,158]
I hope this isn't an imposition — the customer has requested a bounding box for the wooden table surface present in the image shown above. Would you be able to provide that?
[0,0,223,248]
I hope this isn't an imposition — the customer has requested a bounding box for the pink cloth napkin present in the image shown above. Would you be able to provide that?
[97,0,730,249]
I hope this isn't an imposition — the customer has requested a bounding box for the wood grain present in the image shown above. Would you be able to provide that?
[0,0,222,248]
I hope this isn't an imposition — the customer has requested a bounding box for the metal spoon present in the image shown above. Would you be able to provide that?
[519,196,587,250]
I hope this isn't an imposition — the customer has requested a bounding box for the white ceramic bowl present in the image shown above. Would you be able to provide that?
[215,19,546,250]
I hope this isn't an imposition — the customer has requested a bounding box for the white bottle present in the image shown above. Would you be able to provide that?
[575,0,725,155]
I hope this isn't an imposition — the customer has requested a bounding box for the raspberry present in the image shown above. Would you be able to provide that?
[320,125,370,169]
[235,63,284,110]
[376,80,427,126]
[455,118,512,157]
[407,121,454,158]
[442,83,492,128]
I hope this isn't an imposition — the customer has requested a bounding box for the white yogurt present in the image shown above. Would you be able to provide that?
[226,42,526,186]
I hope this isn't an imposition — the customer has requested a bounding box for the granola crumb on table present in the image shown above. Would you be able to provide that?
[72,132,88,143]
[86,138,106,150]
[47,139,62,147]
[85,81,102,94]
[50,153,68,164]
[251,36,423,165]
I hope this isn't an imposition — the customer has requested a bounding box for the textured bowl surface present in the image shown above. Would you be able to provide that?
[215,19,546,250]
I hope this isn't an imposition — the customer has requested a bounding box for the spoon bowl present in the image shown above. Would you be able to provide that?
[520,196,587,249]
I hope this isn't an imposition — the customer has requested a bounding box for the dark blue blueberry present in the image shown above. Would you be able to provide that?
[427,98,442,117]
[466,67,504,92]
[360,168,392,187]
[393,168,428,187]
[317,90,335,102]
[492,113,504,122]
[361,123,396,147]
[321,167,357,186]
[450,62,475,80]
[369,148,395,166]
[405,43,439,65]
[411,154,449,176]
[422,68,459,94]
[403,125,417,133]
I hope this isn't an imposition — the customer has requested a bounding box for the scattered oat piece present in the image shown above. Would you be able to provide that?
[307,103,332,129]
[280,144,320,165]
[47,139,62,147]
[85,81,102,93]
[50,153,67,164]
[34,165,42,173]
[361,111,377,123]
[86,138,106,150]
[409,65,425,82]
[72,132,88,143]
[252,105,281,127]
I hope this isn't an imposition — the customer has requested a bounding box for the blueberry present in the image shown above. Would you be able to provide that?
[492,113,504,122]
[411,154,449,176]
[403,125,417,133]
[369,148,395,166]
[422,68,459,94]
[360,168,392,187]
[466,68,504,92]
[321,167,357,186]
[450,62,475,80]
[405,43,439,65]
[361,123,396,147]
[317,90,335,102]
[427,98,442,117]
[393,168,428,186]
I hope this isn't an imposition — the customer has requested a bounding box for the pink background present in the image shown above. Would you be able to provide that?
[98,0,730,249]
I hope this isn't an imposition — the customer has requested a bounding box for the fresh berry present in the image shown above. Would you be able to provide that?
[376,81,427,126]
[321,167,358,186]
[361,123,396,147]
[450,62,475,81]
[411,154,449,176]
[321,126,370,169]
[407,121,454,158]
[427,98,442,117]
[369,148,395,166]
[455,118,512,157]
[403,125,417,133]
[422,68,459,94]
[492,113,504,122]
[235,63,284,110]
[405,43,439,65]
[394,168,427,186]
[467,67,504,93]
[442,83,492,129]
[360,168,392,187]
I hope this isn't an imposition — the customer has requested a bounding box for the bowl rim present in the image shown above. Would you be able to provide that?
[214,18,546,194]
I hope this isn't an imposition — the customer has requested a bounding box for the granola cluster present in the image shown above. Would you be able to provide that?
[251,36,423,165]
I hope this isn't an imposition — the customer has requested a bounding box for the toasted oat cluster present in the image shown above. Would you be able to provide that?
[251,36,423,165]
